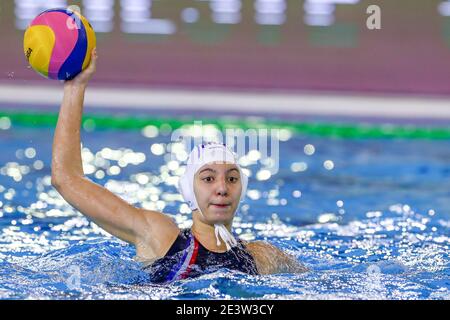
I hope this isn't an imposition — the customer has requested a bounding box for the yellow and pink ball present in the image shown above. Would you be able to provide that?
[23,8,96,81]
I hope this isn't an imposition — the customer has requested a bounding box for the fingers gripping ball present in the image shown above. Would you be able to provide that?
[23,8,96,80]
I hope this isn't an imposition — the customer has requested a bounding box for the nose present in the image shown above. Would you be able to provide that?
[216,177,228,196]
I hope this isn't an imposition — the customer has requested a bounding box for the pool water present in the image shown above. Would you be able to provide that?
[0,122,449,299]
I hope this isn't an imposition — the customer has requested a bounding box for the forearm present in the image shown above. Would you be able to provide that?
[52,82,87,182]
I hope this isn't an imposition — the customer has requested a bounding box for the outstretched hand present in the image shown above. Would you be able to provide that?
[66,48,97,87]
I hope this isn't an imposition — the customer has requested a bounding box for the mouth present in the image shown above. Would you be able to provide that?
[210,203,231,209]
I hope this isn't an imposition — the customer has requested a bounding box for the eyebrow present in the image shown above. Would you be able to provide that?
[198,168,240,174]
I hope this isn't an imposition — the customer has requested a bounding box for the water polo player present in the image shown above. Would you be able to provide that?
[51,49,307,283]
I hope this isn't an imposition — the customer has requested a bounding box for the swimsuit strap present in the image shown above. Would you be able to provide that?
[165,230,199,282]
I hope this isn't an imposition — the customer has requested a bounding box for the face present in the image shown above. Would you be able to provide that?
[193,162,242,225]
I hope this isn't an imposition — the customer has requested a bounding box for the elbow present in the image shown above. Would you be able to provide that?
[51,174,63,191]
[51,161,62,190]
[51,172,81,192]
[51,166,65,190]
[51,159,83,190]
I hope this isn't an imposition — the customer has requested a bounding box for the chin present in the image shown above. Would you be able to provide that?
[208,211,234,224]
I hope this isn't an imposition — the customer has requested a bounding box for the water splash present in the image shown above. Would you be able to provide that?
[0,126,449,299]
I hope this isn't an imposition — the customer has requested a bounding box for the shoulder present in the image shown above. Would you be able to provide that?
[244,241,283,274]
[244,240,308,275]
[245,240,281,256]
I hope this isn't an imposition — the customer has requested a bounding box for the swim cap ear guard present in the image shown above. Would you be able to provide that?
[178,142,248,251]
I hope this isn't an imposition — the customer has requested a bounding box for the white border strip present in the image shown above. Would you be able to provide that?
[1,84,450,119]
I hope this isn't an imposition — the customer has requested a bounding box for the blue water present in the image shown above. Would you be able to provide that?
[0,122,449,299]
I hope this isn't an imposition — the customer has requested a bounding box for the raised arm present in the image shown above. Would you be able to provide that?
[51,49,179,259]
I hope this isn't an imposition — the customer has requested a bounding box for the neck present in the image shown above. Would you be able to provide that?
[192,211,232,253]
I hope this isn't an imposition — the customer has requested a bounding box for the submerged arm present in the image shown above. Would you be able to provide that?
[246,241,308,275]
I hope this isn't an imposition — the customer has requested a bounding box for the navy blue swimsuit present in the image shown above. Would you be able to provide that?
[144,229,259,283]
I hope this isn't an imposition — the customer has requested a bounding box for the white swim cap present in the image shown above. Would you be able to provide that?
[178,142,248,251]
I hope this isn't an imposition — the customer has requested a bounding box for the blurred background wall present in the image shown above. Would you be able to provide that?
[0,0,449,96]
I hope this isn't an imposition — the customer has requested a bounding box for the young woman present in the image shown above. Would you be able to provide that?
[51,48,307,283]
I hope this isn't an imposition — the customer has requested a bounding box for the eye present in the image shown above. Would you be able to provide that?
[202,176,214,183]
[228,176,239,183]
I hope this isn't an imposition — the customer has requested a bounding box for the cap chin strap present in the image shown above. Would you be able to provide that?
[214,224,238,251]
[196,208,238,251]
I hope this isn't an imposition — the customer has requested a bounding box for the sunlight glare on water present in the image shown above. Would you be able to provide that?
[0,121,449,299]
